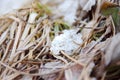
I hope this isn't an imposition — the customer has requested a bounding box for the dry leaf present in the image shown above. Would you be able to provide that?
[57,0,79,24]
[22,75,32,80]
[65,64,82,80]
[0,0,32,15]
[105,33,120,65]
[81,0,96,12]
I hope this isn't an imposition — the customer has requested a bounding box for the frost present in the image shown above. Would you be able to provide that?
[50,29,83,55]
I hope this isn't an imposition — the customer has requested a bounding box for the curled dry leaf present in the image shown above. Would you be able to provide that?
[65,64,82,80]
[0,0,32,15]
[40,0,96,25]
[105,33,120,65]
[22,75,32,80]
[40,0,79,25]
[80,0,96,12]
[57,0,79,24]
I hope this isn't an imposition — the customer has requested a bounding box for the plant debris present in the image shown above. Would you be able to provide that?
[0,0,120,80]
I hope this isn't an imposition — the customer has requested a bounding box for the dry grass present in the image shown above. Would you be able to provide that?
[0,0,120,80]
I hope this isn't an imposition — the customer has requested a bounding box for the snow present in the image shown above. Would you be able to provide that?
[50,29,83,55]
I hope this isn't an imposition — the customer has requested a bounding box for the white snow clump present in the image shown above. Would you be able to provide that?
[50,29,83,55]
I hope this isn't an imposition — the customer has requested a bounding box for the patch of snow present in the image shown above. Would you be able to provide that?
[50,29,83,55]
